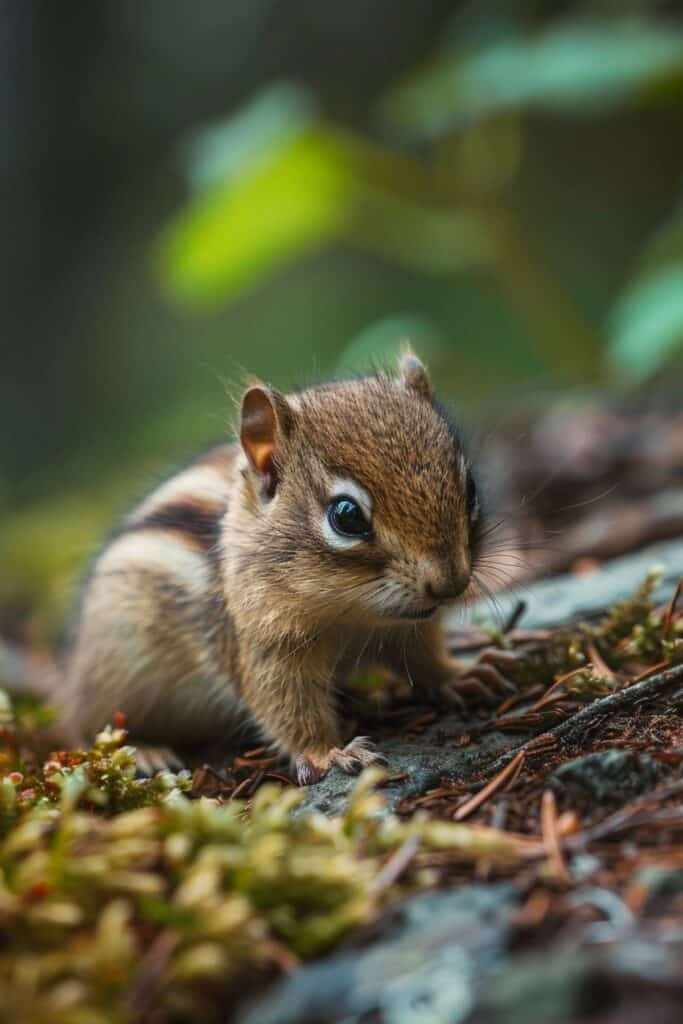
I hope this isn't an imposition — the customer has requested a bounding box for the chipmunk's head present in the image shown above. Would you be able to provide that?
[237,350,482,626]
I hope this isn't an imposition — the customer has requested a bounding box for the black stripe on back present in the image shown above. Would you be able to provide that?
[129,500,224,553]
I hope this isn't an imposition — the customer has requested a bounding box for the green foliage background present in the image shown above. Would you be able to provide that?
[2,0,683,636]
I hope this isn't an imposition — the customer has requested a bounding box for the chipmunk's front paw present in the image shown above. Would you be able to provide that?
[295,737,387,785]
[443,663,517,708]
[420,657,516,711]
[330,736,388,775]
[295,751,331,786]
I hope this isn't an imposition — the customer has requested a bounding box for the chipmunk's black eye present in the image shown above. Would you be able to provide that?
[327,497,371,538]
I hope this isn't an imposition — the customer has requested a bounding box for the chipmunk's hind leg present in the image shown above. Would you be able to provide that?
[63,530,239,751]
[135,745,186,777]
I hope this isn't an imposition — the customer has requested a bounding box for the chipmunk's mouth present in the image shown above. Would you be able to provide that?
[390,604,438,621]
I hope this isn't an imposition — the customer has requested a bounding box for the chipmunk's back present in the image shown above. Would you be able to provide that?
[62,443,246,751]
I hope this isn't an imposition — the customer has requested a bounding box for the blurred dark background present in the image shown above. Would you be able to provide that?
[2,0,683,636]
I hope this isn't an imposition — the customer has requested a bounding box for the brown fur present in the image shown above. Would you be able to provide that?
[60,354,481,781]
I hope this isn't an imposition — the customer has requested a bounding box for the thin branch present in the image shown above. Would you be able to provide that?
[453,750,526,821]
[541,789,571,885]
[480,662,683,783]
[370,835,421,895]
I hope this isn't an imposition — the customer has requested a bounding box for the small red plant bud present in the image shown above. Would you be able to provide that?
[26,881,51,901]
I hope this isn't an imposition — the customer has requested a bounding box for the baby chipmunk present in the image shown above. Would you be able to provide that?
[59,350,483,784]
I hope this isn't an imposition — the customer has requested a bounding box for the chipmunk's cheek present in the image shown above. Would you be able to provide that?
[361,576,407,619]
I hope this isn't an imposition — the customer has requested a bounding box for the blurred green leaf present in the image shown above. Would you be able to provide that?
[335,314,443,376]
[184,82,318,191]
[608,263,683,378]
[157,129,359,305]
[383,21,683,137]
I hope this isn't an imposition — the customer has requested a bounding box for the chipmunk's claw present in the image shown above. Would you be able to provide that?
[295,737,386,785]
[465,662,517,696]
[330,736,388,775]
[295,754,324,786]
[447,677,498,705]
[440,662,518,709]
[135,745,185,777]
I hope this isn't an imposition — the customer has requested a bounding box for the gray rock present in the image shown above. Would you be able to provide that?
[238,886,517,1024]
[630,865,683,912]
[549,750,661,803]
[569,854,602,884]
[469,950,595,1024]
[296,726,519,818]
[470,931,683,1024]
[465,537,683,631]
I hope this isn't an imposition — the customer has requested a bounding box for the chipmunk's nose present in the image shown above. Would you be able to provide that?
[423,562,470,603]
[425,578,468,602]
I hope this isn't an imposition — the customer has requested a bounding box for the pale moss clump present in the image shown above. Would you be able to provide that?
[0,720,529,1024]
[481,570,678,698]
[586,568,663,656]
[0,720,192,829]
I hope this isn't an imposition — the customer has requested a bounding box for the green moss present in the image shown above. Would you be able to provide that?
[0,704,523,1023]
[484,570,681,702]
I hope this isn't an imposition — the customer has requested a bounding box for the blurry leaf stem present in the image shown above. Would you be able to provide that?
[485,200,603,384]
[343,131,603,384]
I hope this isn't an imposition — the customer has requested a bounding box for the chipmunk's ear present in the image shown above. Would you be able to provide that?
[240,386,294,498]
[398,345,432,400]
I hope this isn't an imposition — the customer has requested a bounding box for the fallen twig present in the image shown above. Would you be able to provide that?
[479,663,683,783]
[230,776,255,800]
[503,754,526,793]
[585,640,619,682]
[628,659,671,685]
[453,750,526,821]
[541,789,571,885]
[503,599,527,633]
[529,666,588,712]
[370,835,421,895]
[662,576,683,640]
